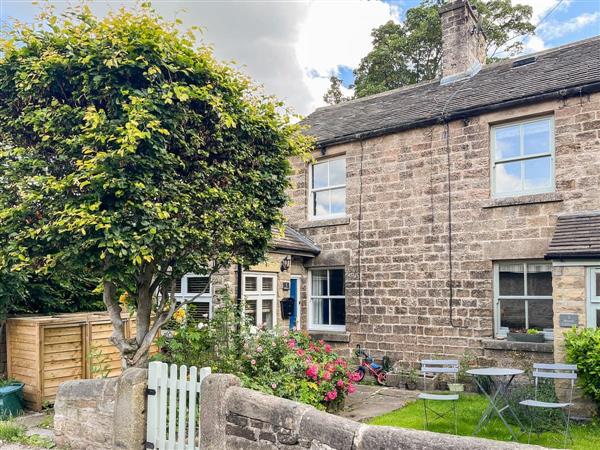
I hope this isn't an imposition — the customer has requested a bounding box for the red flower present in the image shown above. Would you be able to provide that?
[306,364,319,380]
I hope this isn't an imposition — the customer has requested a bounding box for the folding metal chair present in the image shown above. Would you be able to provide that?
[418,359,459,434]
[519,363,577,447]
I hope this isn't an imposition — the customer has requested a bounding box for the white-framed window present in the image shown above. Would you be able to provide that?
[243,272,276,328]
[587,267,600,328]
[494,261,553,340]
[163,274,212,329]
[309,156,346,219]
[308,268,345,331]
[491,116,554,198]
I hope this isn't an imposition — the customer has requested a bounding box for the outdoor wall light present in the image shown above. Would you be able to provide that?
[280,255,291,272]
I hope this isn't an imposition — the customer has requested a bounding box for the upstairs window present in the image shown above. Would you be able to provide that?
[491,116,554,198]
[309,157,346,219]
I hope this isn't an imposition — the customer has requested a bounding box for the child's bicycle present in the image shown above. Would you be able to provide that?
[353,345,387,385]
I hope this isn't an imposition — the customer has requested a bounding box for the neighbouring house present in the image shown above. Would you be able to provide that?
[175,0,600,413]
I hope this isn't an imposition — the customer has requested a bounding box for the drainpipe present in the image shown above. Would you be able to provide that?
[236,263,243,331]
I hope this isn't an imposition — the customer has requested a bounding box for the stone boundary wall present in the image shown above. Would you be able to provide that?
[54,368,147,450]
[200,374,543,450]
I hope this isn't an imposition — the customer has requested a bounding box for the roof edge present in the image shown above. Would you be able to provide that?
[314,81,600,148]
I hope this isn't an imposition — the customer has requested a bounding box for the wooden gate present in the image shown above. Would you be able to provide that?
[146,361,212,450]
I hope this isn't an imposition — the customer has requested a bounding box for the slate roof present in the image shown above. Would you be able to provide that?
[271,226,320,256]
[303,36,600,147]
[546,212,600,259]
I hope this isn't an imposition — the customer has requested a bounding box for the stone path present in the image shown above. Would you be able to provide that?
[338,384,419,422]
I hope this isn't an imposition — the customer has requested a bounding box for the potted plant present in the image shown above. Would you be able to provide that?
[405,368,418,390]
[507,328,545,343]
[447,352,474,393]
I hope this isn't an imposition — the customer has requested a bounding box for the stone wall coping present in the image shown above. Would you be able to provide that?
[482,192,563,209]
[299,216,351,229]
[482,338,554,353]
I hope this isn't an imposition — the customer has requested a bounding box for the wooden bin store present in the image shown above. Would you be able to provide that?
[6,312,142,410]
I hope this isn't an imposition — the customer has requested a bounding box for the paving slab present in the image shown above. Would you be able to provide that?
[338,384,419,422]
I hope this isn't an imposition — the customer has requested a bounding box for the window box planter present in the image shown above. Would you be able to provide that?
[507,332,545,343]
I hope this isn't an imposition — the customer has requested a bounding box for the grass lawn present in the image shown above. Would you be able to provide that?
[368,393,600,449]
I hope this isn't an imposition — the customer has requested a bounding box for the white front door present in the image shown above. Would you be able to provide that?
[243,272,277,328]
[588,267,600,328]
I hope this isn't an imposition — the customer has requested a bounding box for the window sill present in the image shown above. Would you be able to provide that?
[308,331,350,343]
[482,338,554,353]
[300,216,350,229]
[482,192,562,209]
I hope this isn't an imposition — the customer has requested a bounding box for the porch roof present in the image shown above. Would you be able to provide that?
[270,225,320,257]
[546,212,600,259]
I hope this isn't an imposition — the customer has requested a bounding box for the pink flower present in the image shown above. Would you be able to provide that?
[296,349,305,357]
[324,344,332,353]
[256,346,263,353]
[251,359,256,365]
[283,330,289,337]
[347,383,356,394]
[288,339,296,349]
[271,383,277,389]
[318,339,325,346]
[325,390,337,401]
[337,380,345,389]
[322,371,331,381]
[306,364,319,380]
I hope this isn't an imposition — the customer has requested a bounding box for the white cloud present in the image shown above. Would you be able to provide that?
[538,12,600,40]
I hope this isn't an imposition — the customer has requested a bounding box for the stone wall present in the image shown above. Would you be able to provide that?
[200,373,543,450]
[54,368,147,450]
[284,92,600,367]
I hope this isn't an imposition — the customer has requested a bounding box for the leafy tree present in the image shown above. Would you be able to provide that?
[323,76,350,105]
[0,4,311,368]
[353,0,535,98]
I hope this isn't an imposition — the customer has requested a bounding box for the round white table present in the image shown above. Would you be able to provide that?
[467,368,525,440]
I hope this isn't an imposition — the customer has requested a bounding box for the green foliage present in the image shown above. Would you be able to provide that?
[353,0,535,98]
[157,292,356,410]
[565,327,600,408]
[507,380,563,431]
[323,76,350,105]
[88,344,111,378]
[368,394,600,449]
[0,420,55,448]
[0,2,311,365]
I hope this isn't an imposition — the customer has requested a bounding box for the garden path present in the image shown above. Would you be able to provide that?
[339,384,419,422]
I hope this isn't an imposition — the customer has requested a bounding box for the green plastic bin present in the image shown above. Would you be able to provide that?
[0,382,24,418]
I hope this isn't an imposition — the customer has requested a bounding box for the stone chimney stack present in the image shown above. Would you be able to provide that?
[439,0,486,84]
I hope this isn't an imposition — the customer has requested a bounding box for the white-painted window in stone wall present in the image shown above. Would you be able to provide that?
[587,267,600,328]
[491,116,554,198]
[494,261,553,339]
[309,157,346,219]
[309,268,345,331]
[243,273,276,329]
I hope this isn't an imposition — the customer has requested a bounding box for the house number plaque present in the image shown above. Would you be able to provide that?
[559,314,579,328]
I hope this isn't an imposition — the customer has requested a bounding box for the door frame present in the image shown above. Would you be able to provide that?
[587,267,600,327]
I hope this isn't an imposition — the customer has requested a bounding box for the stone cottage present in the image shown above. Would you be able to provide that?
[181,0,600,400]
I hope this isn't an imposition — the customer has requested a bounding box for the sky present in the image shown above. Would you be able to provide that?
[1,0,599,116]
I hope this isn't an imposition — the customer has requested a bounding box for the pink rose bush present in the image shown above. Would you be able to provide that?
[239,330,356,410]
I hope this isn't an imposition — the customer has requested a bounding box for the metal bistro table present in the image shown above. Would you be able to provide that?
[467,368,525,441]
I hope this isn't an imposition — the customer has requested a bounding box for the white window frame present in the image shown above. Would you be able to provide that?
[174,273,212,318]
[308,268,346,332]
[587,267,600,328]
[308,156,346,220]
[243,272,277,328]
[493,261,554,340]
[491,116,555,198]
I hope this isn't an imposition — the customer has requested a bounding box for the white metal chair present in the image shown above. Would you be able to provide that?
[519,363,577,447]
[418,359,459,434]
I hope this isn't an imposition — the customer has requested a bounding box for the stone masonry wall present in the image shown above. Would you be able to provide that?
[284,92,600,367]
[200,373,543,450]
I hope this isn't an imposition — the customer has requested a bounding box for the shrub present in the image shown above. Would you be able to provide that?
[565,327,600,408]
[156,292,356,410]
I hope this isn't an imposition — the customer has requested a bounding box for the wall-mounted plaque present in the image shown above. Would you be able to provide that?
[282,281,290,291]
[559,313,579,328]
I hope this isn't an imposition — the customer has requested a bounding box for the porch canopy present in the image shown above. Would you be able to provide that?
[546,212,600,259]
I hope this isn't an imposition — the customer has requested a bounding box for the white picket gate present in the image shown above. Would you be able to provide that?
[146,361,212,450]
